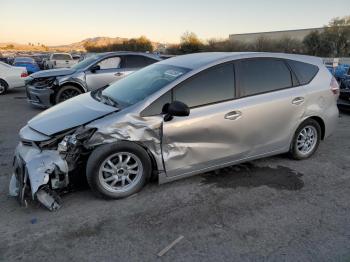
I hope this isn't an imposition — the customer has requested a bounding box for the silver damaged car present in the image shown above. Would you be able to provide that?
[10,52,339,210]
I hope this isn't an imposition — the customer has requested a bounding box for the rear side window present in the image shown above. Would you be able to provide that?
[144,57,158,66]
[173,63,235,108]
[287,60,319,85]
[125,55,156,68]
[238,59,292,97]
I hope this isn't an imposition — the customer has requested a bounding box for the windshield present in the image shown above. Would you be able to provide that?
[101,64,191,107]
[71,55,100,70]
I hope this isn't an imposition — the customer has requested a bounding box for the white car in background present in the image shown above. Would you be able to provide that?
[45,53,78,69]
[0,61,28,95]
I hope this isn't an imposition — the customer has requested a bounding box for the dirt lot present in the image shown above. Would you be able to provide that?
[0,88,350,262]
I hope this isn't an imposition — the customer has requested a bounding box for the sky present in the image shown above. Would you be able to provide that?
[0,0,349,45]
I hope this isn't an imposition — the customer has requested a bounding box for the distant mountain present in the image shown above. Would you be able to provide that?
[51,36,129,50]
[0,36,162,52]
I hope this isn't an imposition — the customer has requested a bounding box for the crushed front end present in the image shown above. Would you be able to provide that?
[9,125,95,211]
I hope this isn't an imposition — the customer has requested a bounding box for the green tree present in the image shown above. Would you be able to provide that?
[303,31,321,55]
[180,32,203,53]
[322,16,350,56]
[84,36,153,53]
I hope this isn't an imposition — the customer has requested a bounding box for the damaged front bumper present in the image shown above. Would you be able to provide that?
[9,143,69,211]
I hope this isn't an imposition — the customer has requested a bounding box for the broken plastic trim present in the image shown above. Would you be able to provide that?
[10,144,69,210]
[36,186,62,211]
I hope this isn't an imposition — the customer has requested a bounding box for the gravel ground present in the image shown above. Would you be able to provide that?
[0,88,349,262]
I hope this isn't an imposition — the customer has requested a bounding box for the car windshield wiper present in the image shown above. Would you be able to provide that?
[101,93,119,108]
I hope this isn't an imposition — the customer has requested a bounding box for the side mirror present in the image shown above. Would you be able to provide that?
[163,101,190,121]
[90,64,100,73]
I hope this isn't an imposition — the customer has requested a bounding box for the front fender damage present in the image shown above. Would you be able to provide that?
[86,113,165,173]
[10,112,167,211]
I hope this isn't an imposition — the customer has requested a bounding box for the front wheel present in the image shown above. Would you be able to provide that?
[86,142,152,199]
[54,85,82,104]
[289,119,321,160]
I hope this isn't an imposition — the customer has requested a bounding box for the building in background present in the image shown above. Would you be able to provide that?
[229,27,324,43]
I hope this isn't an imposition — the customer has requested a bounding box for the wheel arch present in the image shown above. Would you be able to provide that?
[88,140,160,176]
[0,78,9,87]
[51,82,86,104]
[59,82,86,93]
[308,116,326,140]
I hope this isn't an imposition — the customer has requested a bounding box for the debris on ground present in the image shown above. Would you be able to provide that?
[157,235,184,257]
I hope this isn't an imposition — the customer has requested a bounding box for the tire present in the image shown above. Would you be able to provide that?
[54,85,83,104]
[86,142,152,199]
[289,119,321,160]
[0,79,8,95]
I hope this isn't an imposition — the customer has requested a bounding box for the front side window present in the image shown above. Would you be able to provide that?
[71,55,100,70]
[141,91,172,116]
[97,57,121,70]
[238,59,292,97]
[102,64,190,107]
[173,63,235,108]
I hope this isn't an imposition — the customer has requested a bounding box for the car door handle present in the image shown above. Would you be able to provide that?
[114,72,124,76]
[292,97,305,105]
[225,111,242,120]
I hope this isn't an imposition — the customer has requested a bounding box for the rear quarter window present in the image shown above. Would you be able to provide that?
[287,60,319,85]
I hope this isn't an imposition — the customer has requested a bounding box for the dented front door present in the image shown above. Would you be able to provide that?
[161,100,251,178]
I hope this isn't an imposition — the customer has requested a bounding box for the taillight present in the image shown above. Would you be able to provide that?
[330,77,339,95]
[21,72,28,78]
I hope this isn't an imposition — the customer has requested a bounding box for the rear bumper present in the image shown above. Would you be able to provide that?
[26,84,54,108]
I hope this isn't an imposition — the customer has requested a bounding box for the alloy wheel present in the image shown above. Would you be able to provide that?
[98,152,143,193]
[296,125,318,155]
[58,89,81,102]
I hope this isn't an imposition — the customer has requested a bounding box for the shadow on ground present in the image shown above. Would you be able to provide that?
[201,163,304,191]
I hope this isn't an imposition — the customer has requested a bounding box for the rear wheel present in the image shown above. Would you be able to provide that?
[86,142,152,199]
[0,79,8,95]
[54,85,82,104]
[290,119,321,160]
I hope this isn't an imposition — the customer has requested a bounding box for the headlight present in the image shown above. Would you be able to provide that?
[58,128,96,153]
[58,135,77,153]
[31,77,56,89]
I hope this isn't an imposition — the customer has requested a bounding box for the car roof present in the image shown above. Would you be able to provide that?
[14,57,35,62]
[159,52,323,70]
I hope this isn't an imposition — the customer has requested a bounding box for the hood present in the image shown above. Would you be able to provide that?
[28,93,118,136]
[30,68,76,78]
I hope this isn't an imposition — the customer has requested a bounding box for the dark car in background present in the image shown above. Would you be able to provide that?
[25,52,161,108]
[13,57,40,74]
[32,54,50,70]
[338,67,350,111]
